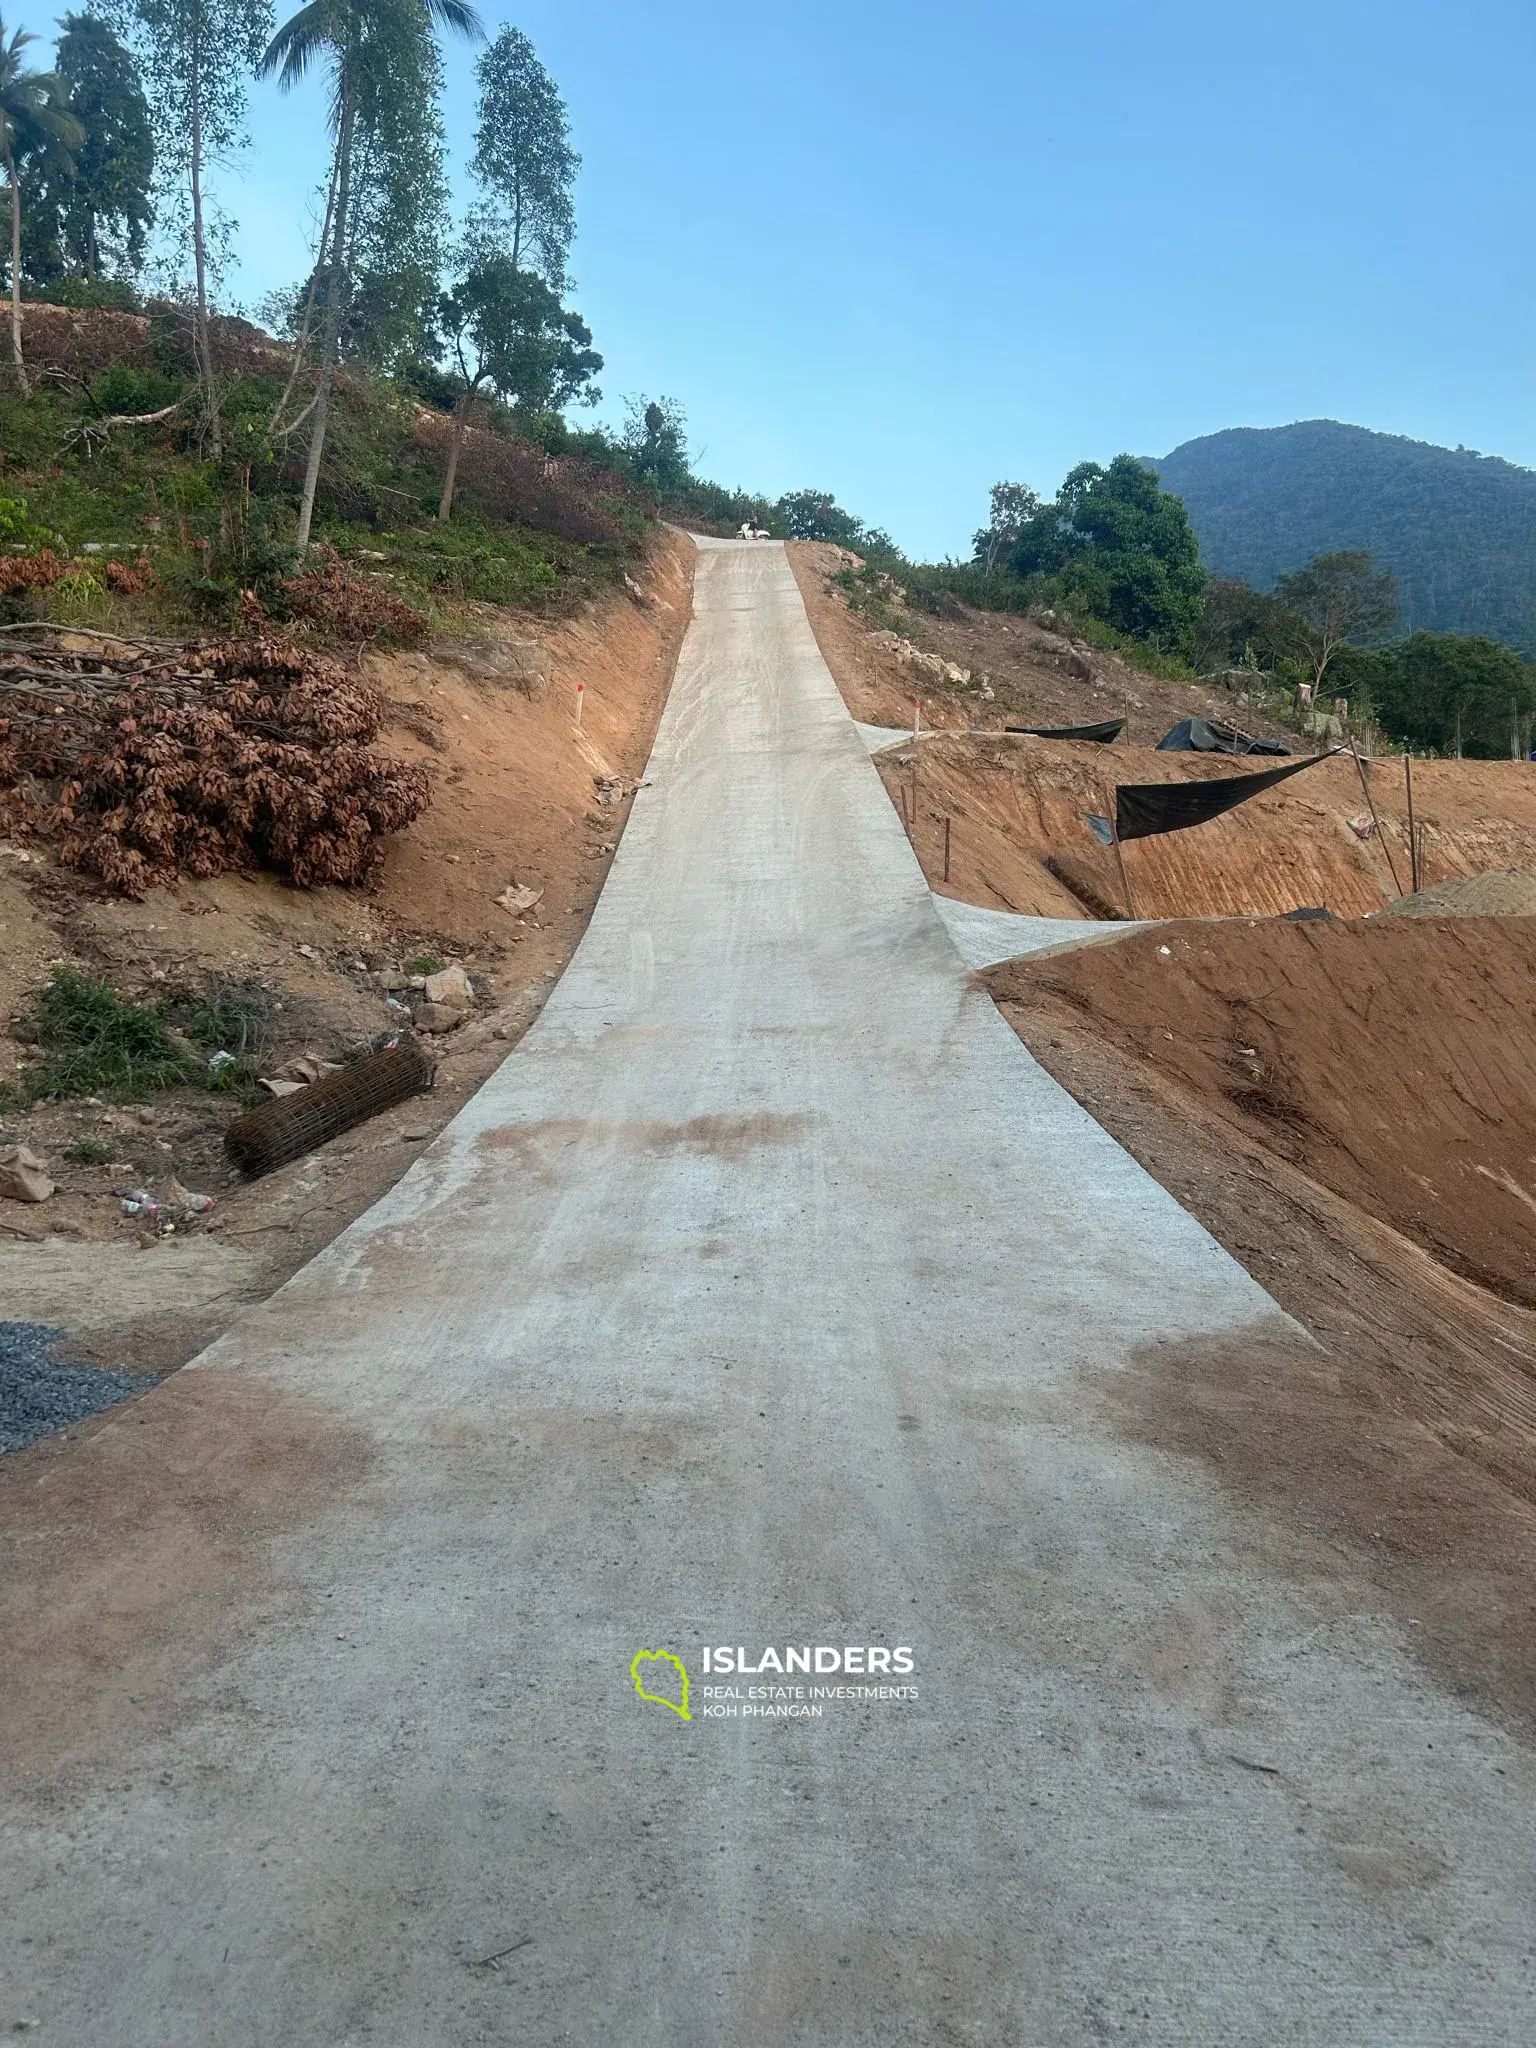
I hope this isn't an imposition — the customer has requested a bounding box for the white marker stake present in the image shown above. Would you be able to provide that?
[913,698,922,741]
[575,680,585,730]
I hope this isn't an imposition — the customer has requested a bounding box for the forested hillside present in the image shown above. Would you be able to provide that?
[1153,422,1536,652]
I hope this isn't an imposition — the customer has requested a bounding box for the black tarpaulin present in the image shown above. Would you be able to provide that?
[1115,752,1336,843]
[1004,719,1126,744]
[1156,717,1292,757]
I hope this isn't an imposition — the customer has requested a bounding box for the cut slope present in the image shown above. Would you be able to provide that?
[873,734,1536,920]
[989,917,1536,1309]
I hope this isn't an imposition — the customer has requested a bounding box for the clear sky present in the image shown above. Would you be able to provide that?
[31,0,1536,558]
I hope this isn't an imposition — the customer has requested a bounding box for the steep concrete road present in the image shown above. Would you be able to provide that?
[4,541,1534,2044]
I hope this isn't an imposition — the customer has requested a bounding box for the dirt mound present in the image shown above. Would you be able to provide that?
[1377,868,1536,918]
[988,916,1536,1309]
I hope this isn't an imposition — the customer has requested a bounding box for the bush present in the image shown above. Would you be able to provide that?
[32,276,144,314]
[276,546,429,645]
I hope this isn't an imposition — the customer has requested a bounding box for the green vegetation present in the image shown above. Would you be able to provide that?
[18,967,190,1101]
[5,968,291,1104]
[1153,421,1536,653]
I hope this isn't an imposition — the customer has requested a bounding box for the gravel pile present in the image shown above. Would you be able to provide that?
[1376,868,1536,918]
[0,1322,154,1455]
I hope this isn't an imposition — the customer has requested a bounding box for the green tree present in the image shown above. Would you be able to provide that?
[774,488,866,545]
[469,25,576,294]
[260,0,482,547]
[37,15,154,279]
[623,395,690,497]
[1273,548,1397,694]
[106,0,271,453]
[1011,455,1206,649]
[1367,632,1535,759]
[434,253,600,518]
[972,480,1039,574]
[1192,574,1306,675]
[0,20,83,393]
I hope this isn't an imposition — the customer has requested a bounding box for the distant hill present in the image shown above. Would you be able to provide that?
[1150,422,1536,652]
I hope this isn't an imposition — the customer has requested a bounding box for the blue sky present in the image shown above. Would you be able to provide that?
[32,0,1536,557]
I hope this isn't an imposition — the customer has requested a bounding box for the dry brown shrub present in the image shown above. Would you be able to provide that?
[0,549,73,597]
[0,633,431,896]
[103,555,157,595]
[280,546,428,645]
[410,414,621,543]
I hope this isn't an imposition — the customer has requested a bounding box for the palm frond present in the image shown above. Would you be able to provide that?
[258,3,331,86]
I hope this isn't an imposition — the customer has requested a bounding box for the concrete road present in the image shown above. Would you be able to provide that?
[4,540,1534,2044]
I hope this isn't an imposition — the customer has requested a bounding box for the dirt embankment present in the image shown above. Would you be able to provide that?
[875,736,1536,921]
[789,539,1536,922]
[0,529,695,1372]
[787,540,1296,744]
[989,917,1536,1507]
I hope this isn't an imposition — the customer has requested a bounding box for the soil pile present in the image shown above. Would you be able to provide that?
[1377,868,1536,918]
[875,734,1536,922]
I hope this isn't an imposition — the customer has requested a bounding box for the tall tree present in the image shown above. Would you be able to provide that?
[972,480,1039,574]
[469,25,576,294]
[1274,549,1398,694]
[1011,455,1206,649]
[49,14,154,277]
[434,252,600,518]
[106,0,272,453]
[260,0,481,548]
[624,396,689,496]
[0,20,82,393]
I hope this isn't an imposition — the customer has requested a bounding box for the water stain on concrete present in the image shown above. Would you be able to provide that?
[477,1112,813,1166]
[0,1371,374,1784]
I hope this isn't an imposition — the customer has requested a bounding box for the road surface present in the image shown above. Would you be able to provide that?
[3,540,1533,2044]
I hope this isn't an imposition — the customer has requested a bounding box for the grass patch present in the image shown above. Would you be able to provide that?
[22,968,192,1101]
[405,951,444,977]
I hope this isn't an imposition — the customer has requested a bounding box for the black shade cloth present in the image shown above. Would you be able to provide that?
[1116,752,1335,843]
[1156,717,1291,757]
[1004,719,1126,744]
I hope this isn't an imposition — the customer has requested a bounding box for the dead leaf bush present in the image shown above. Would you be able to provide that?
[0,631,430,896]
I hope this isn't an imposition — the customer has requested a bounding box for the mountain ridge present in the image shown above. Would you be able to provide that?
[1149,420,1536,651]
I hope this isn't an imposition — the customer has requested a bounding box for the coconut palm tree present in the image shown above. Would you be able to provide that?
[260,0,481,546]
[0,20,83,395]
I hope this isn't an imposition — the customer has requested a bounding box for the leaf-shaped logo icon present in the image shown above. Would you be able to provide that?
[631,1649,691,1720]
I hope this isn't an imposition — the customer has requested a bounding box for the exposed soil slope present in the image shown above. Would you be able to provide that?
[789,539,1536,923]
[0,530,694,1372]
[876,735,1536,921]
[788,539,1296,743]
[989,918,1536,1508]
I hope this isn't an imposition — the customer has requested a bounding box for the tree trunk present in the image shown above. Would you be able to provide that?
[438,392,472,521]
[6,147,27,398]
[188,37,221,460]
[267,151,340,436]
[295,74,357,551]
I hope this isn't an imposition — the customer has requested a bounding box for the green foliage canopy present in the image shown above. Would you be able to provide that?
[469,25,576,294]
[25,15,153,282]
[1010,453,1206,649]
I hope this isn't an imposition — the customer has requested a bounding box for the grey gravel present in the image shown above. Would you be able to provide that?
[0,1321,154,1454]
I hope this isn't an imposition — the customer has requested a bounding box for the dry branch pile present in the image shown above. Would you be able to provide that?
[0,628,430,896]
